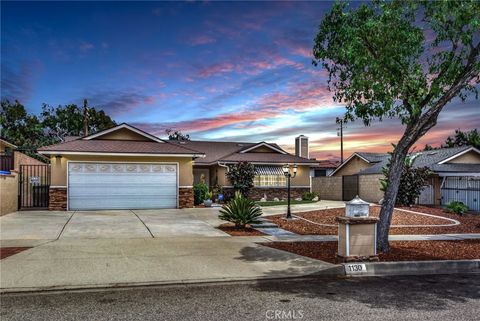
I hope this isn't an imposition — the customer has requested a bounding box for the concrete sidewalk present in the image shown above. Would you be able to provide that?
[0,237,335,293]
[260,200,345,216]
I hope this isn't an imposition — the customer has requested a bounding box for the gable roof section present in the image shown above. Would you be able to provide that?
[0,137,17,149]
[437,146,480,164]
[329,152,386,176]
[359,146,478,175]
[239,142,287,154]
[218,152,318,164]
[83,123,165,143]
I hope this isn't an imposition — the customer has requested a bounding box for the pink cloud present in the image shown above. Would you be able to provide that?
[139,81,337,134]
[189,35,216,46]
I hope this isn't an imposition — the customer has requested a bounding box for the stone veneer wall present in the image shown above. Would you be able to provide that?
[49,187,67,211]
[223,187,310,201]
[179,187,194,208]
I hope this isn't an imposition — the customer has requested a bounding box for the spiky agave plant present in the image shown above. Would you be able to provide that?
[219,191,263,229]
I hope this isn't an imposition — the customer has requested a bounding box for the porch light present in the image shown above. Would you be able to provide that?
[282,164,289,174]
[293,164,298,174]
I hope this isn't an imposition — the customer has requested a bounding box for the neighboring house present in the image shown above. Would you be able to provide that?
[310,160,338,177]
[38,123,318,211]
[0,138,16,172]
[329,146,480,211]
[1,138,47,215]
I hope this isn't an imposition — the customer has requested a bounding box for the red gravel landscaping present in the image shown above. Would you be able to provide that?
[261,240,480,264]
[268,206,480,235]
[218,224,267,236]
[0,247,31,260]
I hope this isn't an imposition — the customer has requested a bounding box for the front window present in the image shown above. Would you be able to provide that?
[253,166,286,187]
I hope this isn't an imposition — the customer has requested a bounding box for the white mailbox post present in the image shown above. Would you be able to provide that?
[336,196,379,263]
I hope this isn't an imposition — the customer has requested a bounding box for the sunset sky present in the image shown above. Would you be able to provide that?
[1,1,478,160]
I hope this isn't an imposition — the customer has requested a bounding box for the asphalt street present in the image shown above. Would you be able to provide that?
[1,274,479,321]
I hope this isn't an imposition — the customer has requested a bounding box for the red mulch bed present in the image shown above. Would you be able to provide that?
[268,206,480,235]
[0,247,31,260]
[218,224,267,236]
[261,240,480,264]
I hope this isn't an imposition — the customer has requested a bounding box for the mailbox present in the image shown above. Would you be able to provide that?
[336,196,378,262]
[345,195,370,217]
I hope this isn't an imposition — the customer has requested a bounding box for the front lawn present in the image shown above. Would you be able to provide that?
[256,200,317,207]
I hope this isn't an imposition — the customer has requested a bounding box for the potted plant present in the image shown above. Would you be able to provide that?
[203,191,213,207]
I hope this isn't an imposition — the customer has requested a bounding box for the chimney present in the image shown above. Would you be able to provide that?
[295,135,309,159]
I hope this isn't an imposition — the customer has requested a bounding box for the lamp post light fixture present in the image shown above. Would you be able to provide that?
[282,164,298,220]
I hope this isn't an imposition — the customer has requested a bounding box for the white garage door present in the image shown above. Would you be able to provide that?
[68,162,177,210]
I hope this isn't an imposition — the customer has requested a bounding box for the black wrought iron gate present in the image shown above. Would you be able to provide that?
[19,165,50,209]
[342,175,359,201]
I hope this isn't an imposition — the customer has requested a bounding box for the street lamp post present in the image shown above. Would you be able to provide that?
[282,164,298,220]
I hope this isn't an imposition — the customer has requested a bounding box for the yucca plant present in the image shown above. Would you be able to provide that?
[218,191,263,229]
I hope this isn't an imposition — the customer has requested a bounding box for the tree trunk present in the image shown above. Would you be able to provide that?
[377,137,412,252]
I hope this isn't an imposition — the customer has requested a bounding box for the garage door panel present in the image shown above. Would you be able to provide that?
[68,163,178,210]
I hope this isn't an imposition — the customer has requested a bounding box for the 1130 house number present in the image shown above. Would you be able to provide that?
[345,263,367,273]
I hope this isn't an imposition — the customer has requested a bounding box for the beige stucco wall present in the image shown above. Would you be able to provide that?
[446,150,480,164]
[50,155,194,187]
[248,146,277,153]
[0,173,18,216]
[97,128,153,141]
[332,156,371,176]
[311,176,343,201]
[358,174,384,203]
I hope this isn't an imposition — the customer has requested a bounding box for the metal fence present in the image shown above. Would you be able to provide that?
[19,165,50,209]
[441,176,480,212]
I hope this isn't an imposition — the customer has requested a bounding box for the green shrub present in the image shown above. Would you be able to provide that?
[205,191,213,200]
[302,192,319,201]
[380,154,432,206]
[219,191,263,228]
[446,201,469,215]
[193,183,209,205]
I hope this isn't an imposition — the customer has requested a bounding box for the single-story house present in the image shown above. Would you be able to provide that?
[38,123,318,211]
[310,160,338,177]
[328,146,480,211]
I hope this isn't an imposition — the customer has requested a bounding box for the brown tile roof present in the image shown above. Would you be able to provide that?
[169,140,313,165]
[169,141,254,163]
[38,139,203,155]
[219,152,319,164]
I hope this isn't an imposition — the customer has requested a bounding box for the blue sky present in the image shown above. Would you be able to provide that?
[1,1,478,159]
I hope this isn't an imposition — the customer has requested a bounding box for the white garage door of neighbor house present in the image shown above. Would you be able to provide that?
[68,162,177,210]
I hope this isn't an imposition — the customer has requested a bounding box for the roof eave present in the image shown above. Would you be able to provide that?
[38,150,205,158]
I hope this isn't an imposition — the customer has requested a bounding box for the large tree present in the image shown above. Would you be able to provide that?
[40,100,116,143]
[444,128,480,149]
[313,0,479,251]
[0,100,46,149]
[1,99,116,149]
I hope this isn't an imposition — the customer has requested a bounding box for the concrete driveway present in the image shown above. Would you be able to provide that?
[0,208,336,292]
[0,208,228,243]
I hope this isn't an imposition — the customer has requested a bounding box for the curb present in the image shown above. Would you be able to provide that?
[341,259,480,277]
[0,267,344,295]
